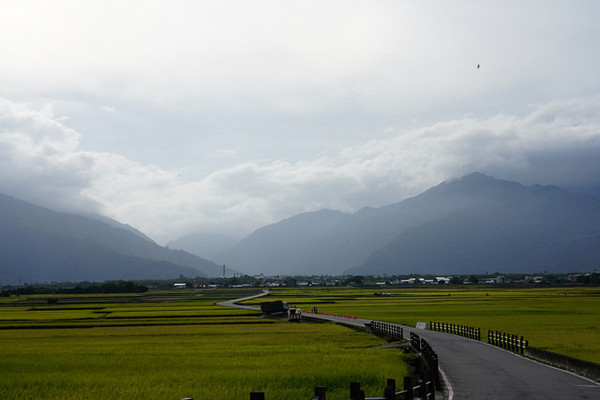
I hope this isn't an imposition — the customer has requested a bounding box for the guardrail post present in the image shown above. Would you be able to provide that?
[350,382,364,400]
[314,386,326,400]
[250,392,264,400]
[520,336,525,354]
[403,377,413,400]
[384,378,396,400]
[428,376,436,400]
[418,375,427,399]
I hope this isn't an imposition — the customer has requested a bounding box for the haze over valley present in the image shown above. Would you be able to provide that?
[2,173,600,284]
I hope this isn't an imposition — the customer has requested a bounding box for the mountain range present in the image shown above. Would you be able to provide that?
[167,232,237,261]
[0,193,226,285]
[214,173,600,275]
[3,172,600,284]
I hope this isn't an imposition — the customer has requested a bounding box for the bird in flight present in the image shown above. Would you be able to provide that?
[477,64,480,69]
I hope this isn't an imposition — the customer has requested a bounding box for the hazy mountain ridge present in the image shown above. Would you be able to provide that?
[215,173,600,275]
[350,182,600,275]
[82,213,155,243]
[167,232,237,260]
[215,209,349,275]
[5,172,599,284]
[0,193,224,284]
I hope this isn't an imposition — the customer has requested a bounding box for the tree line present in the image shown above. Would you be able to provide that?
[1,280,149,296]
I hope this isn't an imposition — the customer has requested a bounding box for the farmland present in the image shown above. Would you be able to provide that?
[1,286,599,399]
[0,291,408,400]
[251,286,600,364]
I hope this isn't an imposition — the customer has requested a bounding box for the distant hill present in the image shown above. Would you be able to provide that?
[167,232,237,260]
[0,193,224,284]
[82,213,155,243]
[349,175,600,275]
[216,173,600,275]
[215,209,349,275]
[564,184,600,201]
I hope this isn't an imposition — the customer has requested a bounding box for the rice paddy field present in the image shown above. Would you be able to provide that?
[2,286,599,399]
[0,291,408,399]
[254,286,600,364]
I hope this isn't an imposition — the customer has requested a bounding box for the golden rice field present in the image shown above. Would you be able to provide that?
[0,292,408,400]
[2,286,599,399]
[256,286,600,364]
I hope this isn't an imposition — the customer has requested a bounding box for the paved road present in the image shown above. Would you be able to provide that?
[216,290,269,311]
[220,294,600,399]
[402,325,600,399]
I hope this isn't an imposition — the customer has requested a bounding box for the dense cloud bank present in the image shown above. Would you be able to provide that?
[2,96,600,243]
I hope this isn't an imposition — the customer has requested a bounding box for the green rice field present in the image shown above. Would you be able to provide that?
[255,286,600,364]
[0,291,408,399]
[2,286,599,399]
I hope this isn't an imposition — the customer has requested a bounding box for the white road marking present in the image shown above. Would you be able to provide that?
[439,366,454,400]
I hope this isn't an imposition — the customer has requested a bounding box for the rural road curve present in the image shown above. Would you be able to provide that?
[219,293,600,399]
[215,290,268,311]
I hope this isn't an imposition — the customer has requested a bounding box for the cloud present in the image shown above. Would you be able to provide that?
[101,106,116,113]
[2,96,600,244]
[0,98,99,213]
[3,1,598,118]
[208,149,237,159]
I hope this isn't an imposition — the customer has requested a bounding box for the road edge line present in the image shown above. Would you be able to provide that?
[439,366,454,400]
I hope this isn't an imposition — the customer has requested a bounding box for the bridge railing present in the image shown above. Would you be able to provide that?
[367,320,404,341]
[429,321,528,355]
[409,332,439,389]
[429,321,481,341]
[488,330,528,354]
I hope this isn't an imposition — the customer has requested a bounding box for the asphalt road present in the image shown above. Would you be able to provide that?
[220,294,600,399]
[402,325,600,399]
[215,290,268,310]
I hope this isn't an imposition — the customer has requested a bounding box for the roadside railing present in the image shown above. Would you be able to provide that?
[429,321,528,355]
[488,330,528,354]
[247,375,436,399]
[419,338,440,388]
[429,321,481,341]
[410,332,439,389]
[367,320,404,341]
[410,331,420,351]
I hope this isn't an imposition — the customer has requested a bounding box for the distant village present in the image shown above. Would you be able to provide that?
[3,271,598,295]
[171,271,599,290]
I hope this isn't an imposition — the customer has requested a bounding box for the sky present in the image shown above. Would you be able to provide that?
[1,1,600,244]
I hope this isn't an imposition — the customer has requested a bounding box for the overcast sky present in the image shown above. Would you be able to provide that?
[2,1,600,244]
